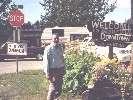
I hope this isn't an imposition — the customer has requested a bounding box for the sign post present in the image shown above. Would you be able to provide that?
[8,9,24,74]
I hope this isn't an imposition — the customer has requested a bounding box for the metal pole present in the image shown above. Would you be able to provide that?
[15,27,19,74]
[18,28,20,42]
[16,55,18,74]
[13,29,15,42]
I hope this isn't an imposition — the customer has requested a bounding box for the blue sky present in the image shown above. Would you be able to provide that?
[104,0,131,22]
[12,0,44,24]
[12,0,131,24]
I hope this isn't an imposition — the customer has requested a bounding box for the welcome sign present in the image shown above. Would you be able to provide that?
[87,21,133,47]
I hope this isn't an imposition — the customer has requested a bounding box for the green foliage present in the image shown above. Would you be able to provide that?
[40,0,117,27]
[0,0,13,45]
[0,0,12,24]
[63,40,101,94]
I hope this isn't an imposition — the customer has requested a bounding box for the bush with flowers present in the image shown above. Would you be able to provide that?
[91,58,119,81]
[89,58,132,95]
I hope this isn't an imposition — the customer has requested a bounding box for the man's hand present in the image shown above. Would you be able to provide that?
[46,75,52,81]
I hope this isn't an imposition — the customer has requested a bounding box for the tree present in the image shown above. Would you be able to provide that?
[33,20,40,28]
[21,21,32,29]
[0,0,13,45]
[0,0,12,25]
[21,20,44,29]
[40,0,117,27]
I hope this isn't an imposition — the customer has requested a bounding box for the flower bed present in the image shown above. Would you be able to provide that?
[90,58,133,99]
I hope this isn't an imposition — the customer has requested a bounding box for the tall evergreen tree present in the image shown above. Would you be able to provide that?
[21,21,32,29]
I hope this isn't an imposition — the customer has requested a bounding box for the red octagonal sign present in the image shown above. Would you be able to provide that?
[9,10,24,27]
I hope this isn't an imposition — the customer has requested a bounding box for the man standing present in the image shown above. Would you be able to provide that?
[43,33,66,100]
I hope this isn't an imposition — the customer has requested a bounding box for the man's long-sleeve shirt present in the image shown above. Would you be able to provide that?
[43,43,65,76]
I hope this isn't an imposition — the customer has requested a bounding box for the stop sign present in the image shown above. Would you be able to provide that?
[9,10,24,27]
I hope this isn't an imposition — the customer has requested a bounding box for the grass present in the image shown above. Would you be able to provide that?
[0,70,81,100]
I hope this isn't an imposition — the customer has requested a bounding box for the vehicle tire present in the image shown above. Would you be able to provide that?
[36,54,43,60]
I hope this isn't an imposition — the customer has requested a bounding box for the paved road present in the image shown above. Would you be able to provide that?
[0,58,44,74]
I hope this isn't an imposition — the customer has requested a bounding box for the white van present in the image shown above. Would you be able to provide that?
[80,37,131,62]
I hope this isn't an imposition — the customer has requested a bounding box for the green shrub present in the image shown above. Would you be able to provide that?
[63,40,100,94]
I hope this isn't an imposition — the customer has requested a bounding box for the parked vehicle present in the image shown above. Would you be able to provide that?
[0,42,45,61]
[80,37,131,63]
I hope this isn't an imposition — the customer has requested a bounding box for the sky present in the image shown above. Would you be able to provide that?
[12,0,44,24]
[104,0,131,22]
[12,0,131,24]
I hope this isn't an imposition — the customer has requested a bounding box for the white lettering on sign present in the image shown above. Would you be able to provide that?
[97,42,127,48]
[9,15,24,22]
[101,33,131,42]
[101,29,131,35]
[92,21,130,30]
[91,21,131,35]
[7,43,27,55]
